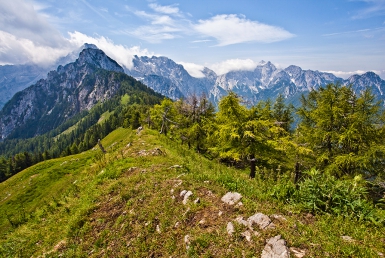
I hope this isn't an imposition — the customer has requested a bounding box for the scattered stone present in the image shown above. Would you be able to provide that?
[378,252,384,257]
[261,235,290,258]
[171,195,175,200]
[174,222,180,228]
[183,191,193,205]
[241,230,252,242]
[247,213,272,230]
[156,224,161,233]
[218,211,223,217]
[126,142,131,148]
[136,126,143,134]
[235,216,249,227]
[235,201,243,208]
[221,192,242,205]
[290,247,306,258]
[180,190,187,197]
[204,180,210,183]
[271,214,287,222]
[170,189,174,194]
[53,240,67,252]
[169,165,182,169]
[127,167,137,173]
[341,235,355,242]
[184,235,190,249]
[199,219,206,225]
[227,222,235,236]
[194,198,200,204]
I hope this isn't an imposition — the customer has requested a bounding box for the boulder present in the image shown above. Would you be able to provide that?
[261,235,290,258]
[221,192,242,205]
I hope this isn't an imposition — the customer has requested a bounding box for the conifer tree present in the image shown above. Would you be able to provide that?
[297,83,385,176]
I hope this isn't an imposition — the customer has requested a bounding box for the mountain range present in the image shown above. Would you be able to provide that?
[0,44,384,140]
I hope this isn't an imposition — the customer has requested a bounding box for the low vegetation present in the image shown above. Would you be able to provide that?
[1,83,385,256]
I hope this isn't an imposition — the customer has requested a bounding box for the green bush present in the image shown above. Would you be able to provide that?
[271,168,383,223]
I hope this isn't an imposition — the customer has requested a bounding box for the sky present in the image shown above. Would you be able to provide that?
[0,0,384,79]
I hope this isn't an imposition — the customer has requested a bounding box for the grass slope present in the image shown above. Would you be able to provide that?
[0,127,384,257]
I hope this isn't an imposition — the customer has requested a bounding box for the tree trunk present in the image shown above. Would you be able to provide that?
[249,157,256,179]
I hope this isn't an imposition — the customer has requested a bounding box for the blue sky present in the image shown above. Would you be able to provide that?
[0,0,384,78]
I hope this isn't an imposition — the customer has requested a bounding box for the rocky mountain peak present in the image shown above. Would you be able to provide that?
[76,48,124,73]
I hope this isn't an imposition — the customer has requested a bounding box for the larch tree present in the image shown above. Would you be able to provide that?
[297,83,385,177]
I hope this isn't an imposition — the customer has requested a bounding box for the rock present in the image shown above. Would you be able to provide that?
[247,213,272,230]
[221,192,242,205]
[241,230,252,242]
[271,214,287,222]
[218,211,223,216]
[261,235,290,258]
[235,216,250,227]
[156,224,161,233]
[184,235,190,249]
[227,222,235,236]
[183,191,193,205]
[169,165,182,169]
[290,247,306,258]
[194,198,200,204]
[235,201,243,208]
[180,190,187,197]
[341,235,354,242]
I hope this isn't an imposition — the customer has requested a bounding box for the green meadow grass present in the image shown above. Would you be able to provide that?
[0,127,384,257]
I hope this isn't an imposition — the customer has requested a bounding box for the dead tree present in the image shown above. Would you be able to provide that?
[159,107,179,135]
[98,139,106,154]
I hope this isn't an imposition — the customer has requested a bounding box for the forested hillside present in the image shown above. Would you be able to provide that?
[0,72,163,182]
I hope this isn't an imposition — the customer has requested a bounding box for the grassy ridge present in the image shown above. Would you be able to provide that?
[0,127,384,257]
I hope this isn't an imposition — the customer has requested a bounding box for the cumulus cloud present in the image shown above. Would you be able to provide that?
[177,62,206,78]
[209,59,259,75]
[68,31,154,70]
[193,14,295,46]
[0,0,73,66]
[0,30,72,66]
[0,0,68,48]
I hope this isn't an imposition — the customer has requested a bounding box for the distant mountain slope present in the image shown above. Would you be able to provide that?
[0,48,125,140]
[125,57,385,106]
[1,44,384,110]
[0,44,99,109]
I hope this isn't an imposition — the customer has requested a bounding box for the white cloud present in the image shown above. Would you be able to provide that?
[126,7,187,43]
[322,69,384,79]
[177,62,205,78]
[148,3,180,15]
[209,59,259,75]
[0,0,68,48]
[68,31,154,69]
[0,30,72,66]
[193,14,295,46]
